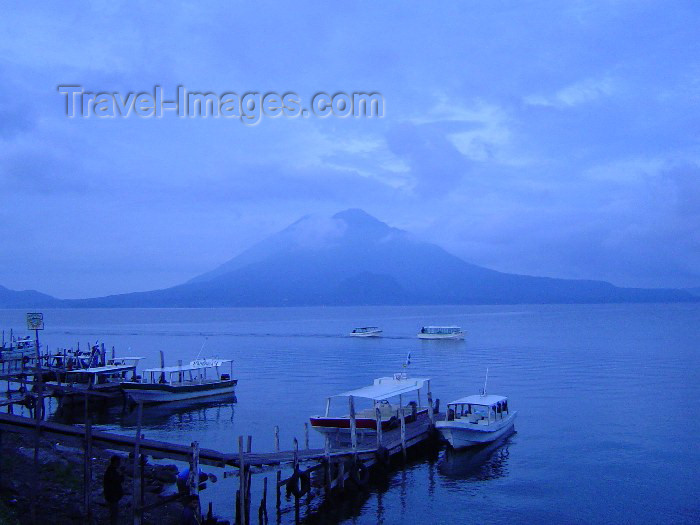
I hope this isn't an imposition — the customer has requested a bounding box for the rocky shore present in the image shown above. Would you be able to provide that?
[0,431,221,524]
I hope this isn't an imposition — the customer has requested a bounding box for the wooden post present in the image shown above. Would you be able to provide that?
[375,407,383,448]
[304,422,309,450]
[239,436,246,525]
[84,416,93,524]
[246,468,252,525]
[324,436,331,495]
[139,454,145,522]
[400,406,407,461]
[188,441,200,495]
[235,490,241,525]
[247,434,252,453]
[293,438,299,471]
[132,402,143,525]
[338,461,345,490]
[258,476,268,524]
[427,391,435,426]
[349,395,357,452]
[274,426,280,510]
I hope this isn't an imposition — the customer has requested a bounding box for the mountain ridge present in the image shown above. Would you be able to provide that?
[1,209,697,307]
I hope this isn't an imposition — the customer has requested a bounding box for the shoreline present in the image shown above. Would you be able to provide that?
[0,431,223,524]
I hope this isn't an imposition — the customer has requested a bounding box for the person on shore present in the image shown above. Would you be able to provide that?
[104,455,124,525]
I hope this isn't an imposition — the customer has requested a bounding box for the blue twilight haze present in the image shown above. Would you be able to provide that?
[0,1,698,298]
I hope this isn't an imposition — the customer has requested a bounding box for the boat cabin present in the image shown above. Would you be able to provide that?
[138,359,234,386]
[58,359,144,391]
[351,327,381,334]
[445,394,510,425]
[420,326,462,335]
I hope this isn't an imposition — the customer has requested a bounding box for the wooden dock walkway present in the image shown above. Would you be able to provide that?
[0,404,441,525]
[0,411,436,468]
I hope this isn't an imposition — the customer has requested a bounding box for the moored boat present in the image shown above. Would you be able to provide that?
[44,357,144,405]
[436,394,516,448]
[310,372,432,447]
[121,358,236,404]
[349,327,382,337]
[417,326,465,339]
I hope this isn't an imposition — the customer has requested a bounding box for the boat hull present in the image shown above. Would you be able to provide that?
[436,412,517,448]
[417,333,465,340]
[349,331,382,337]
[122,380,237,404]
[311,410,430,447]
[311,408,428,431]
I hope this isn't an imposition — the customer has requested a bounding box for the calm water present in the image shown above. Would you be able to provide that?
[1,304,698,524]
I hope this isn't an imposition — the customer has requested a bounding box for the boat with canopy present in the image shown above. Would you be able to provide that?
[44,357,144,405]
[417,326,465,340]
[310,372,433,446]
[349,327,382,337]
[436,393,516,448]
[121,358,236,404]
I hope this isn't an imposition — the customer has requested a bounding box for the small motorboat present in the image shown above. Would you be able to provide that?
[417,326,465,340]
[350,327,383,337]
[436,393,516,448]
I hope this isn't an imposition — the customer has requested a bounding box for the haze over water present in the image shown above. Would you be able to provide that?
[1,304,698,524]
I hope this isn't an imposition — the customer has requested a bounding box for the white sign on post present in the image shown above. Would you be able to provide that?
[26,312,44,331]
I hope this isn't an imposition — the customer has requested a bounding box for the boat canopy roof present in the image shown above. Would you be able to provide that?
[448,394,507,406]
[335,376,430,401]
[421,326,462,334]
[190,358,232,367]
[143,359,232,374]
[71,364,139,375]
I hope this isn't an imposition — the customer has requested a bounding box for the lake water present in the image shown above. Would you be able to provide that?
[1,304,698,524]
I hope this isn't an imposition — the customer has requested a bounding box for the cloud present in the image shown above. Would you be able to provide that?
[524,76,617,108]
[1,1,700,295]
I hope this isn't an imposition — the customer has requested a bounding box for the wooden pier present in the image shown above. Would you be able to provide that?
[0,405,441,524]
[0,330,443,523]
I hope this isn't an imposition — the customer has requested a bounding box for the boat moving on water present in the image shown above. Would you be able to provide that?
[349,327,383,337]
[121,358,236,404]
[436,393,516,448]
[418,326,465,339]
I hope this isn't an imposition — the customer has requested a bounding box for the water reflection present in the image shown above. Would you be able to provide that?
[438,432,514,481]
[50,393,236,427]
[120,394,237,428]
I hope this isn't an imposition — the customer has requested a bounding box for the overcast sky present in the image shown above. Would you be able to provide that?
[1,1,699,298]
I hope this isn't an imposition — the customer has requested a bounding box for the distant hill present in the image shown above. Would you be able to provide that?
[0,285,59,308]
[59,209,696,307]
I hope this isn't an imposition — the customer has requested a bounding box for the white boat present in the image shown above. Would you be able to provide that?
[310,373,432,447]
[436,394,516,449]
[121,358,236,404]
[349,327,382,337]
[418,326,465,339]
